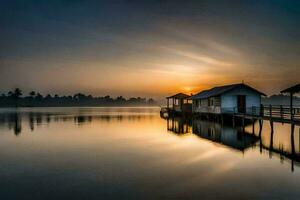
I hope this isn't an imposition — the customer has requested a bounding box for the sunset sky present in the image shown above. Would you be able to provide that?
[0,0,299,98]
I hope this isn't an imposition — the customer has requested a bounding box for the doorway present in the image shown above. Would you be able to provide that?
[237,95,246,113]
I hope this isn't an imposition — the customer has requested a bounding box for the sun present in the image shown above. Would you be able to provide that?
[183,86,192,93]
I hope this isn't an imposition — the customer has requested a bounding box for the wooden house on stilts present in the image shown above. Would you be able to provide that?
[191,83,266,116]
[166,93,192,115]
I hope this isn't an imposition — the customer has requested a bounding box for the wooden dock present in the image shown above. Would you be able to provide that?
[233,105,300,125]
[161,105,300,125]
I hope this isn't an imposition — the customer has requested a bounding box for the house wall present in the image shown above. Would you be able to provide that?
[192,96,221,114]
[173,99,182,112]
[221,88,261,114]
[192,87,262,114]
[173,99,192,112]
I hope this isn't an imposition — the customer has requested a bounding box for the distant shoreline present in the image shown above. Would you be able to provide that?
[0,88,159,108]
[0,105,160,108]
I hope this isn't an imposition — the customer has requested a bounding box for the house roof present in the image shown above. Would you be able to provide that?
[191,83,266,100]
[167,93,190,99]
[281,84,300,94]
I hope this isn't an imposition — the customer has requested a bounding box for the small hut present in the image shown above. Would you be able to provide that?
[166,93,192,113]
[191,83,266,115]
[281,84,300,121]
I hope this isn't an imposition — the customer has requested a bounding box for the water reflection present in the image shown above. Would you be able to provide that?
[1,107,300,198]
[166,117,192,134]
[0,108,156,135]
[166,116,300,172]
[2,108,299,172]
[192,119,259,152]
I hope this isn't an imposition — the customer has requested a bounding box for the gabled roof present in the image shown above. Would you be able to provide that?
[191,83,266,100]
[167,93,190,99]
[281,84,300,94]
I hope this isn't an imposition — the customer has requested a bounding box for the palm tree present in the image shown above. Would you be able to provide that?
[14,88,22,99]
[12,88,22,107]
[29,91,36,98]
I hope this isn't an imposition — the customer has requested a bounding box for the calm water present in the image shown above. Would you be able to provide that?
[0,107,300,199]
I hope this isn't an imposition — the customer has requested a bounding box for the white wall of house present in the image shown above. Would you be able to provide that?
[192,87,261,114]
[221,87,261,113]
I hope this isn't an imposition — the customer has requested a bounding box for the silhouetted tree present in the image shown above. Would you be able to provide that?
[116,96,126,102]
[9,88,23,107]
[45,94,52,99]
[14,88,22,98]
[148,98,155,105]
[29,91,36,98]
[0,88,158,107]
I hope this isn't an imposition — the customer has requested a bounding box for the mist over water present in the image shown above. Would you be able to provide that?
[0,107,300,199]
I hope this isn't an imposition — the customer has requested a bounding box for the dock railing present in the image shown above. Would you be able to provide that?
[261,105,300,121]
[231,105,300,122]
[223,105,300,122]
[162,104,300,123]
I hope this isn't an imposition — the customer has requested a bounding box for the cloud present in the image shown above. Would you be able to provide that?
[160,46,235,67]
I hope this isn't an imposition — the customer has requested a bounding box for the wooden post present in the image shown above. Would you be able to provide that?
[260,104,264,118]
[259,120,263,136]
[270,120,274,133]
[221,115,224,127]
[291,124,295,172]
[290,92,294,121]
[269,124,274,158]
[242,117,245,133]
[252,119,255,134]
[172,98,174,110]
[171,117,174,131]
[259,119,263,153]
[180,98,183,111]
[167,98,169,110]
[291,124,295,154]
[167,117,169,130]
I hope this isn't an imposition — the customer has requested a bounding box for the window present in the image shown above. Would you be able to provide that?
[208,98,214,106]
[175,99,179,105]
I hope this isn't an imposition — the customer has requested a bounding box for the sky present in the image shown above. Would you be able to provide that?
[0,0,299,98]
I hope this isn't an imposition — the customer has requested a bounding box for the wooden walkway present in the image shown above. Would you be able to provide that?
[161,105,300,125]
[233,105,300,125]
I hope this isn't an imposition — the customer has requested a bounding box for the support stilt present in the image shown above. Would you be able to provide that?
[269,125,274,158]
[242,117,245,133]
[252,118,255,135]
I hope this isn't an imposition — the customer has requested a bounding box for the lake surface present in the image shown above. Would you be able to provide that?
[0,107,300,199]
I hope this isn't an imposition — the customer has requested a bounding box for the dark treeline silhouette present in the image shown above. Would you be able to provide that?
[0,88,157,107]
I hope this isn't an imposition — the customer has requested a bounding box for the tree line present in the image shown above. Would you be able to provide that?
[0,88,157,107]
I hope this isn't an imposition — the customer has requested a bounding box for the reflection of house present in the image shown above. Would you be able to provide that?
[192,119,259,151]
[166,93,192,114]
[167,117,191,134]
[191,83,266,115]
